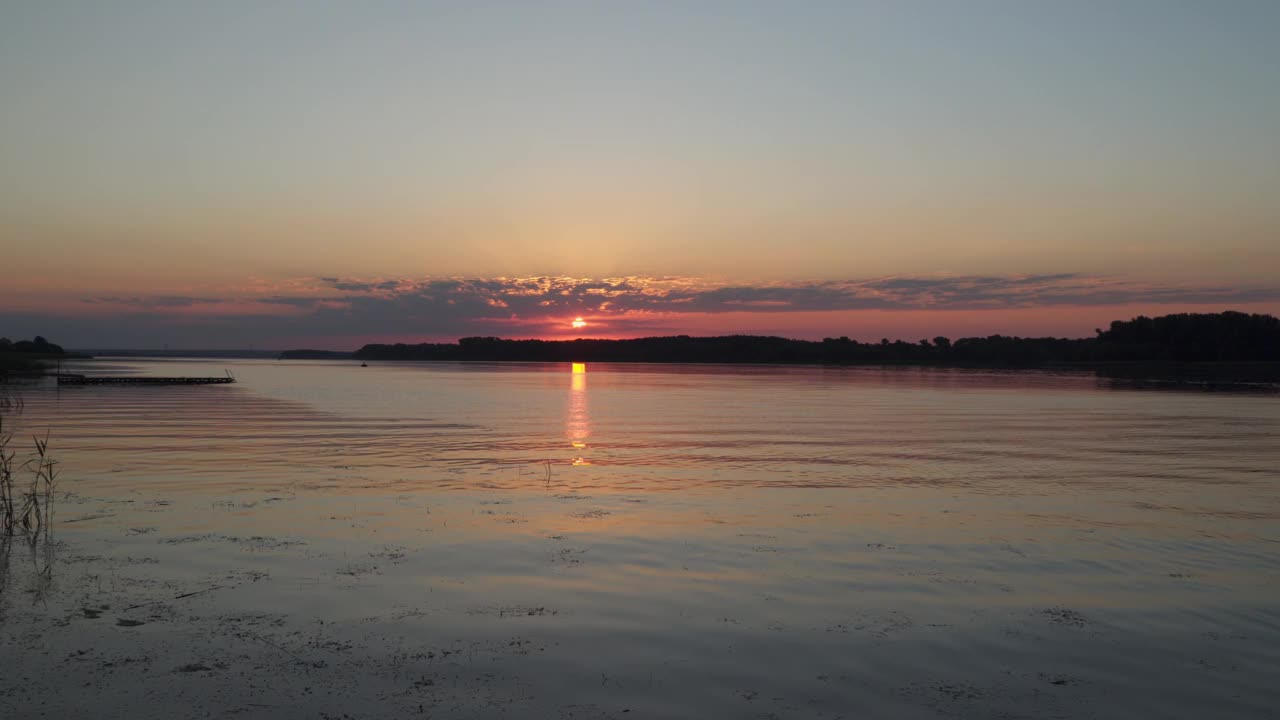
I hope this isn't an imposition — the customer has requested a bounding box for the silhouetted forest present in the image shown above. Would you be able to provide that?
[1090,311,1280,362]
[0,336,69,376]
[0,336,65,356]
[344,312,1280,367]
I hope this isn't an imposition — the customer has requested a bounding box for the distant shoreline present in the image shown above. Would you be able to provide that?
[282,311,1280,389]
[336,312,1279,370]
[11,311,1274,388]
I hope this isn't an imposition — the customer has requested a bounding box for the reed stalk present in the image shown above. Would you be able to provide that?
[0,415,15,532]
[0,415,57,539]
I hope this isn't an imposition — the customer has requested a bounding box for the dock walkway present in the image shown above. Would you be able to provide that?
[57,373,235,386]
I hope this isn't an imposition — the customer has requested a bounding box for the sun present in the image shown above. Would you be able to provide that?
[571,317,586,329]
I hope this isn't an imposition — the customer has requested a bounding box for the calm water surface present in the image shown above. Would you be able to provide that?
[2,359,1279,719]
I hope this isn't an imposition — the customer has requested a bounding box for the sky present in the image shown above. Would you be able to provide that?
[2,1,1278,349]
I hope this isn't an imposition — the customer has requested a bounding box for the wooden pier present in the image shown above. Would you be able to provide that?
[57,372,235,386]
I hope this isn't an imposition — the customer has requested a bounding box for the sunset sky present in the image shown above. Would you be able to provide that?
[3,2,1278,349]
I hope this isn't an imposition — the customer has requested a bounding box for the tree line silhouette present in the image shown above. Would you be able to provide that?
[344,311,1280,367]
[0,336,65,356]
[0,336,69,376]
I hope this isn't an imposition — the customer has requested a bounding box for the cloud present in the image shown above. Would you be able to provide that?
[247,272,1280,337]
[6,273,1278,348]
[77,273,1279,319]
[295,273,1279,317]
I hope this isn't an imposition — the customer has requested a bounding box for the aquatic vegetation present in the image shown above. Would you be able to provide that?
[0,416,58,539]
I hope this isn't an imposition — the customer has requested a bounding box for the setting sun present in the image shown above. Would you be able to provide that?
[571,317,586,329]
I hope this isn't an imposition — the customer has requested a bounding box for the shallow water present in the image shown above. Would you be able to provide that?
[2,359,1279,719]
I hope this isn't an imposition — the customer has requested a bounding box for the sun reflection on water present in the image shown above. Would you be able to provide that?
[567,363,590,463]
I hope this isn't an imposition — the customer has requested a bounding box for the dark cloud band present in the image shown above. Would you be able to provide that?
[6,272,1273,348]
